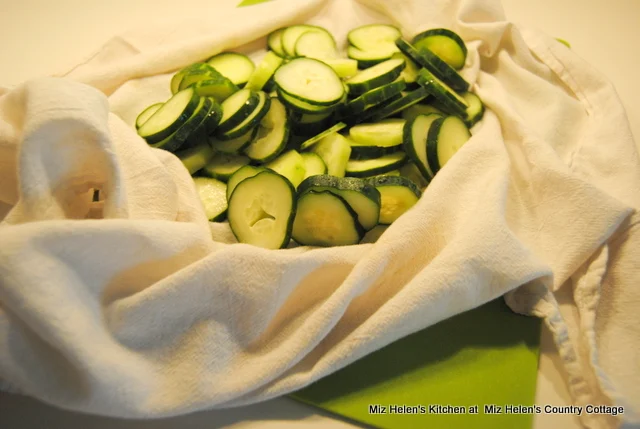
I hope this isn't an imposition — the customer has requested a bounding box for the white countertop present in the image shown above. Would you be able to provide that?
[1,0,638,428]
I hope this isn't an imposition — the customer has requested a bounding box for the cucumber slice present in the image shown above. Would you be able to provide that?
[202,153,250,181]
[267,28,286,57]
[399,161,430,188]
[339,80,406,119]
[416,68,468,116]
[392,52,419,85]
[137,87,200,144]
[200,98,224,136]
[461,91,484,127]
[295,30,338,59]
[207,52,255,88]
[361,86,429,122]
[226,165,266,200]
[298,175,381,230]
[218,91,271,140]
[135,103,163,129]
[350,144,401,160]
[152,97,214,153]
[319,59,359,78]
[176,142,214,175]
[209,126,259,154]
[216,89,259,134]
[311,133,352,177]
[345,58,405,96]
[170,63,208,94]
[346,152,408,177]
[265,149,306,188]
[401,103,443,122]
[300,122,347,151]
[292,191,365,246]
[282,25,327,57]
[228,170,296,249]
[347,45,399,69]
[427,115,471,174]
[178,64,222,91]
[278,90,338,115]
[413,28,467,70]
[365,176,421,224]
[291,114,334,137]
[349,119,405,147]
[244,97,289,162]
[193,177,228,221]
[403,113,443,181]
[275,58,345,106]
[300,153,328,179]
[246,51,284,92]
[193,77,239,103]
[396,38,469,92]
[348,25,402,51]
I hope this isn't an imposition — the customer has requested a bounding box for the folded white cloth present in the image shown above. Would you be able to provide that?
[0,0,638,428]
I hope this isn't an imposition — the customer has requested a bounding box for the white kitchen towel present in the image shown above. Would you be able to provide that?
[0,1,638,428]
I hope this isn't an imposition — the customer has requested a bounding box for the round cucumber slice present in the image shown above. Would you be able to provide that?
[275,58,345,106]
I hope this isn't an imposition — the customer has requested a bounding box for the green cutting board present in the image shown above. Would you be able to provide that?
[290,299,541,429]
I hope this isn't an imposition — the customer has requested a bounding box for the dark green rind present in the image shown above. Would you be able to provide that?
[216,90,260,134]
[178,97,219,150]
[209,126,259,154]
[365,175,422,199]
[426,116,446,175]
[350,143,403,160]
[193,77,239,103]
[402,113,443,182]
[396,38,469,92]
[416,68,467,116]
[338,81,406,119]
[149,95,209,152]
[178,64,224,91]
[170,63,207,94]
[228,170,297,250]
[412,28,468,70]
[292,190,366,246]
[360,86,429,122]
[346,152,408,178]
[138,87,200,144]
[218,93,271,140]
[201,153,251,181]
[299,122,347,151]
[278,89,339,115]
[345,59,405,96]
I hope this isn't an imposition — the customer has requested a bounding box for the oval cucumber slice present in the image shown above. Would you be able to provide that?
[346,152,408,178]
[403,113,443,181]
[346,58,405,95]
[365,176,421,224]
[137,87,200,144]
[135,103,163,129]
[243,97,290,162]
[412,28,467,70]
[295,30,338,59]
[348,24,402,51]
[202,153,250,182]
[217,89,260,133]
[218,92,271,140]
[275,58,345,106]
[349,119,406,148]
[426,115,471,174]
[207,52,255,88]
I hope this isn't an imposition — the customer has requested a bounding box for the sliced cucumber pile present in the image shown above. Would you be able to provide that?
[134,24,481,249]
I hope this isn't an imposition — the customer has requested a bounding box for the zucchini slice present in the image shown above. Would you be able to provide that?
[243,97,290,162]
[426,115,471,174]
[300,152,328,179]
[265,149,307,188]
[362,86,429,122]
[300,122,347,151]
[267,28,286,57]
[416,68,468,116]
[366,176,422,224]
[176,142,214,175]
[218,91,271,140]
[135,103,163,129]
[216,89,260,133]
[346,152,408,178]
[209,126,259,154]
[202,153,250,182]
[292,191,365,247]
[310,133,352,177]
[207,52,255,88]
[396,38,469,92]
[226,165,266,200]
[348,24,402,51]
[298,175,381,230]
[403,113,443,181]
[193,177,228,221]
[275,57,345,106]
[345,58,405,96]
[228,170,296,249]
[295,30,338,59]
[412,28,467,70]
[246,51,284,92]
[349,119,405,148]
[137,87,200,144]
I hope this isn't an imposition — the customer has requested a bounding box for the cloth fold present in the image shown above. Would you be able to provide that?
[0,0,638,427]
